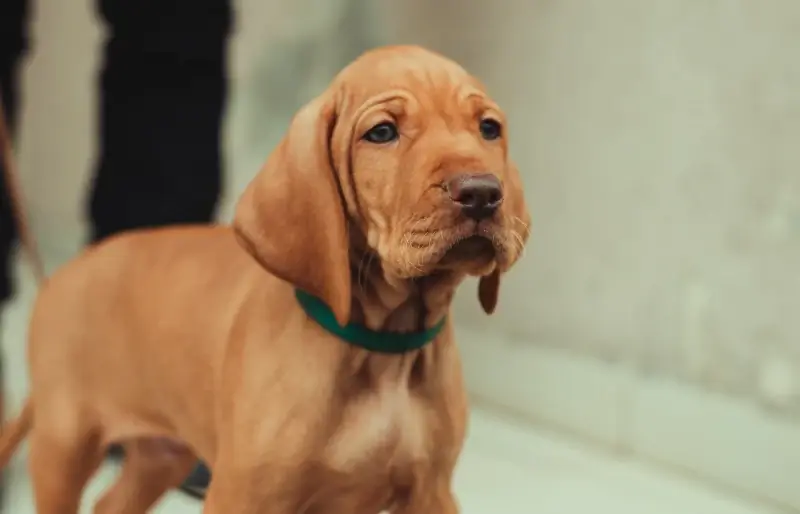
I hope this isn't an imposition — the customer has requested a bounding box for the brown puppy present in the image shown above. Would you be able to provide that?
[0,45,529,514]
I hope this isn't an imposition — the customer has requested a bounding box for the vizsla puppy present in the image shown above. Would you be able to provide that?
[0,45,529,513]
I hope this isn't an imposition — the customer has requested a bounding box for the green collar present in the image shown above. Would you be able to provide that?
[295,289,446,353]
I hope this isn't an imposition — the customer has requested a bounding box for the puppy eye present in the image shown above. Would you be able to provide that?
[362,121,399,144]
[479,118,502,141]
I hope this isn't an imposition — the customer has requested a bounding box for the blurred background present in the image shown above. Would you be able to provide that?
[2,0,799,512]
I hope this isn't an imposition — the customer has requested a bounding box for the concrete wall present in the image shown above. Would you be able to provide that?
[383,1,800,509]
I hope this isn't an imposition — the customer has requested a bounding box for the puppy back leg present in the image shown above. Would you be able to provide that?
[93,438,197,514]
[28,410,104,514]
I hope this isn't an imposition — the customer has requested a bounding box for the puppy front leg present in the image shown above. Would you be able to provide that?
[201,406,319,513]
[202,461,305,514]
[200,403,325,514]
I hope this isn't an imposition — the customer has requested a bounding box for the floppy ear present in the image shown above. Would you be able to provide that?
[478,160,531,315]
[478,268,500,314]
[233,93,351,325]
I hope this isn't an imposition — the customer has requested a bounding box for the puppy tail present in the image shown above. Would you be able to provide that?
[0,399,33,468]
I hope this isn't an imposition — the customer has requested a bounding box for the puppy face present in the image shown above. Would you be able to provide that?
[332,47,530,281]
[234,46,530,323]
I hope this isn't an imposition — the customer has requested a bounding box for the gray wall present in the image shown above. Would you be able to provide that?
[390,0,800,413]
[385,1,800,508]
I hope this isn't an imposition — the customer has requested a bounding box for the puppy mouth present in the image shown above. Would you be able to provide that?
[393,219,508,278]
[428,220,504,270]
[438,234,496,266]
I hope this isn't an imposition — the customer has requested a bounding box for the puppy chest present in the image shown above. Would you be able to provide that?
[323,386,431,474]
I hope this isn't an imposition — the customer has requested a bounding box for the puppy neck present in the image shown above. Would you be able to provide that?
[349,245,463,333]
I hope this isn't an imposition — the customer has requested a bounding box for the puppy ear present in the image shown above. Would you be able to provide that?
[233,93,351,325]
[478,269,500,314]
[477,160,531,315]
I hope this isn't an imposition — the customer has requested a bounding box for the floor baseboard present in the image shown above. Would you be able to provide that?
[456,325,800,511]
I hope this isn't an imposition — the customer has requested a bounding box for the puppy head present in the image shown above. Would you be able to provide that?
[234,45,530,325]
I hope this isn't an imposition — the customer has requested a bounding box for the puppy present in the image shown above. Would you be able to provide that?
[0,45,529,514]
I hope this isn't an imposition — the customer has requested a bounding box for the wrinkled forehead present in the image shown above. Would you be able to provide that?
[332,46,499,116]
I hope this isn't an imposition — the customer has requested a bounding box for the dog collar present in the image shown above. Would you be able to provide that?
[295,289,446,353]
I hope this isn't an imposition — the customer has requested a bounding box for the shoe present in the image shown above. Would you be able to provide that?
[179,462,211,499]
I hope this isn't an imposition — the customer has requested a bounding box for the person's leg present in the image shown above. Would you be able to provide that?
[0,0,30,309]
[88,0,232,242]
[0,0,29,505]
[90,0,232,498]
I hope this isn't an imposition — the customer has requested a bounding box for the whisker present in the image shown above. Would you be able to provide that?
[511,230,526,257]
[407,253,423,273]
[364,252,377,285]
[356,248,378,296]
[407,224,436,235]
[356,251,368,294]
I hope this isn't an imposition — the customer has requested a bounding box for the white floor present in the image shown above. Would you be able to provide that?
[0,257,785,514]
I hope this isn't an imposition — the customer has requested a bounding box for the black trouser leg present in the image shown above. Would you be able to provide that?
[91,0,232,499]
[88,0,232,242]
[0,0,30,304]
[0,3,29,507]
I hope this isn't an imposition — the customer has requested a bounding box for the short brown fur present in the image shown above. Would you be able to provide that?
[0,45,529,514]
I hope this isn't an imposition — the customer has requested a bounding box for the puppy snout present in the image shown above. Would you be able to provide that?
[447,173,503,220]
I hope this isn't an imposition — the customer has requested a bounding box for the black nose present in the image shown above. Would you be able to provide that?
[447,174,503,220]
